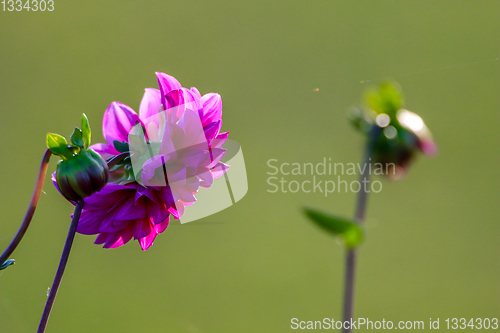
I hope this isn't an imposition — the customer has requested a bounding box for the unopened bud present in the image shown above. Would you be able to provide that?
[47,114,109,201]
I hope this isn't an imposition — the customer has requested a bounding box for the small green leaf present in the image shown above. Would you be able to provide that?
[47,133,73,159]
[366,81,404,116]
[113,140,129,153]
[303,207,364,248]
[70,127,84,148]
[0,259,15,270]
[81,113,91,149]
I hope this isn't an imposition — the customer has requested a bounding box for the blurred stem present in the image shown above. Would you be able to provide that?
[0,149,52,267]
[37,200,84,333]
[342,126,380,333]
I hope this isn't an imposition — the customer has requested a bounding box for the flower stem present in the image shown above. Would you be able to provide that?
[0,149,52,266]
[37,200,84,333]
[342,126,380,333]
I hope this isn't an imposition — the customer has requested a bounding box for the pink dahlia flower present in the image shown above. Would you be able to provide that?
[55,72,229,250]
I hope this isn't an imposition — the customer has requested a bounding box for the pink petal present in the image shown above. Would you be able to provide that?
[211,162,230,179]
[139,88,162,126]
[156,72,182,108]
[210,132,229,149]
[89,143,119,160]
[200,93,222,127]
[103,102,142,145]
[208,148,226,168]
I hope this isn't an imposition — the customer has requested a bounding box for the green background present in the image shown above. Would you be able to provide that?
[0,1,498,332]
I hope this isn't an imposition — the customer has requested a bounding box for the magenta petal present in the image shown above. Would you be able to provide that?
[200,93,222,126]
[156,72,182,107]
[103,227,133,249]
[103,102,142,144]
[138,223,157,250]
[154,217,170,234]
[204,120,222,140]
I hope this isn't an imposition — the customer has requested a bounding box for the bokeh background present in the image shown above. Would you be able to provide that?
[0,1,498,332]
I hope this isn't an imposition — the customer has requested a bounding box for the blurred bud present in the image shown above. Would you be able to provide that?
[351,82,437,179]
[47,114,109,201]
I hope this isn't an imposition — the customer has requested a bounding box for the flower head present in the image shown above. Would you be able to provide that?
[350,82,437,179]
[57,73,229,250]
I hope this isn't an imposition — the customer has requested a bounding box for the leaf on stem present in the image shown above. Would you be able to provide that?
[303,207,364,248]
[0,259,15,270]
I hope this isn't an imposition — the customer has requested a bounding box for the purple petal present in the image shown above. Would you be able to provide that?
[77,210,105,235]
[114,197,147,221]
[147,201,169,224]
[94,233,108,244]
[133,218,152,240]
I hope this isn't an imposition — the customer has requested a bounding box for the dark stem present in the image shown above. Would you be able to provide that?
[37,200,84,333]
[342,126,380,333]
[0,149,52,266]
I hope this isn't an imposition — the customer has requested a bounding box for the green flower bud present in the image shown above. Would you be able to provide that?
[55,149,109,201]
[47,114,109,201]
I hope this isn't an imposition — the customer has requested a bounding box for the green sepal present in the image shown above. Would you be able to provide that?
[70,127,84,148]
[47,133,73,159]
[113,140,129,153]
[0,259,15,270]
[81,113,91,149]
[303,207,364,248]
